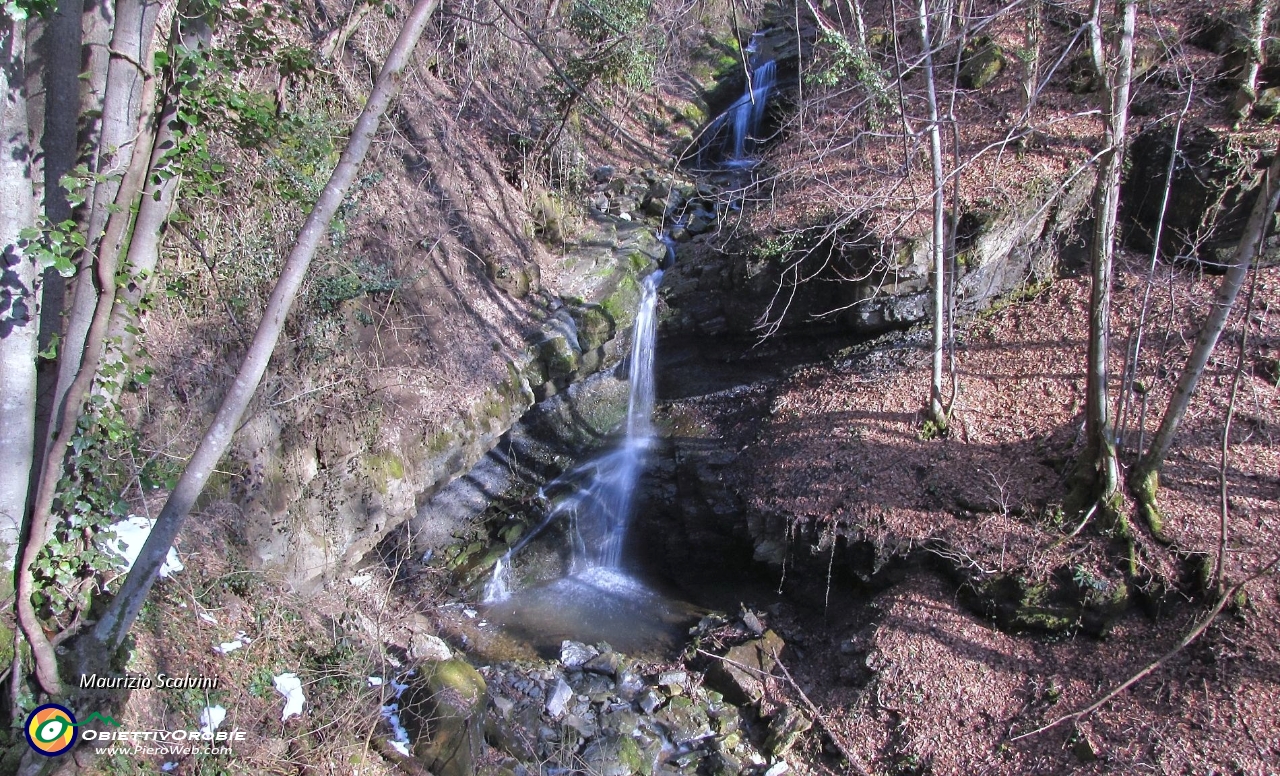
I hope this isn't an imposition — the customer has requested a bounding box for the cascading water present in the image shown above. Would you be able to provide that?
[483,269,664,603]
[728,59,776,161]
[698,58,777,167]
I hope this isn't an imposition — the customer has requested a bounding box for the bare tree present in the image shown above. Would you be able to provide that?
[919,0,947,430]
[1073,0,1135,522]
[1130,153,1280,535]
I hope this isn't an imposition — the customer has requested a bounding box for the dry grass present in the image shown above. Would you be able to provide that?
[85,503,444,775]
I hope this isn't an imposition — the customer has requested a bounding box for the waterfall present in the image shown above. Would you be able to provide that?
[728,59,776,161]
[698,58,777,167]
[484,270,664,602]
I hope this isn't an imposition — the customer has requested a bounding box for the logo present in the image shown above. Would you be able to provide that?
[25,704,78,756]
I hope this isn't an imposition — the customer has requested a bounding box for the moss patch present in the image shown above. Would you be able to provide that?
[367,452,405,494]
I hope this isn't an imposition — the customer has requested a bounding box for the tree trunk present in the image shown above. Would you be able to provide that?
[1232,0,1273,123]
[1076,0,1135,521]
[104,8,212,384]
[1131,153,1280,534]
[0,14,39,600]
[1020,0,1041,116]
[847,0,868,50]
[82,0,441,663]
[31,1,84,478]
[919,0,947,429]
[15,34,163,696]
[46,0,163,453]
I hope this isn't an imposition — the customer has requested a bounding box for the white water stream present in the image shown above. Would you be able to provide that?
[483,269,664,603]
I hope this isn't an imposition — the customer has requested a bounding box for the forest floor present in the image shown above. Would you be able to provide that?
[688,256,1280,774]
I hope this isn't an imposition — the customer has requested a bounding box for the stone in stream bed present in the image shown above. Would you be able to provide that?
[545,676,574,717]
[407,658,487,776]
[655,695,713,745]
[763,705,811,756]
[476,643,775,774]
[706,629,786,704]
[583,649,625,677]
[560,640,599,668]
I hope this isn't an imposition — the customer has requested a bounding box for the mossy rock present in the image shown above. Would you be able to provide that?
[581,729,655,776]
[867,28,894,48]
[1068,53,1101,93]
[764,705,812,756]
[538,333,580,381]
[409,659,488,776]
[960,41,1006,89]
[1254,86,1280,119]
[366,452,405,495]
[484,256,540,299]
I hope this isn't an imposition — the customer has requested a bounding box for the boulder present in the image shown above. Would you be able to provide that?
[593,164,616,183]
[409,658,487,776]
[686,209,717,235]
[959,41,1005,89]
[560,640,599,668]
[408,632,452,662]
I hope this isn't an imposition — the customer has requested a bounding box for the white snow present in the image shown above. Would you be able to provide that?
[273,672,306,720]
[213,631,250,655]
[199,705,226,735]
[103,516,184,578]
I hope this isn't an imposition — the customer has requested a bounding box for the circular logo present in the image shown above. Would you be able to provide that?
[25,704,78,756]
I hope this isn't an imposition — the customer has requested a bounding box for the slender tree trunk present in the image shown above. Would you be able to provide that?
[82,0,441,663]
[78,0,114,195]
[104,8,211,383]
[919,0,947,429]
[1020,0,1041,117]
[0,14,39,599]
[1214,270,1258,592]
[1232,0,1273,123]
[1087,0,1105,88]
[31,0,85,478]
[1131,154,1280,532]
[47,0,163,453]
[15,30,163,696]
[1075,0,1135,520]
[848,0,868,50]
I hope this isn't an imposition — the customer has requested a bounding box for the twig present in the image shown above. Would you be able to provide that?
[1010,552,1280,742]
[775,661,872,775]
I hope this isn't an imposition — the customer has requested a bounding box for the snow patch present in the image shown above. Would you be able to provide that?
[273,672,306,720]
[103,515,183,578]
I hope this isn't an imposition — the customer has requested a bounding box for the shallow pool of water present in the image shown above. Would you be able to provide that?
[479,566,703,660]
